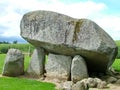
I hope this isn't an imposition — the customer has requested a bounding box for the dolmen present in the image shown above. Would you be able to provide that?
[20,10,118,82]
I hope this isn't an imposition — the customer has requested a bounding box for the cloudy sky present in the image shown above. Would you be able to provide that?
[0,0,120,40]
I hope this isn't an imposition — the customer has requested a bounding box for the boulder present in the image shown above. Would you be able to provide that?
[97,81,107,89]
[72,81,88,90]
[2,48,24,76]
[27,47,45,78]
[71,55,88,83]
[45,53,72,80]
[61,81,73,90]
[87,78,97,88]
[81,77,107,89]
[115,79,120,85]
[107,76,117,83]
[20,10,118,73]
[93,78,107,89]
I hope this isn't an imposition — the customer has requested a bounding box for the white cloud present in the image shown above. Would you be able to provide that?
[0,0,120,40]
[93,15,120,40]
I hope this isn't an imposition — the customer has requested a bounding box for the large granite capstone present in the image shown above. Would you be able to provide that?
[20,10,118,73]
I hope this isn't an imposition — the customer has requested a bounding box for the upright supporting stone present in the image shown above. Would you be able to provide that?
[71,55,88,83]
[45,53,72,81]
[2,48,24,76]
[27,47,45,78]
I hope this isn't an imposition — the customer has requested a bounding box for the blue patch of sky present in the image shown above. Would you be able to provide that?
[0,31,4,35]
[59,0,85,4]
[0,25,8,31]
[15,8,29,15]
[88,0,120,14]
[59,0,120,14]
[0,3,8,16]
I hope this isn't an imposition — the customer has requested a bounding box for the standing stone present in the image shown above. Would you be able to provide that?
[45,53,72,81]
[71,55,88,83]
[2,48,24,76]
[20,10,118,73]
[27,47,45,78]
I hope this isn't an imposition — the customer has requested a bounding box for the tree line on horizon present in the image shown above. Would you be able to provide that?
[0,40,18,44]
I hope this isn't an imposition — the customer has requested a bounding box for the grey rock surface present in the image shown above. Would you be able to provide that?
[20,10,118,72]
[107,76,117,83]
[87,78,97,88]
[115,79,120,85]
[27,47,45,78]
[2,48,24,76]
[71,55,88,83]
[45,53,72,80]
[81,77,107,89]
[72,81,87,90]
[62,81,73,90]
[97,81,107,89]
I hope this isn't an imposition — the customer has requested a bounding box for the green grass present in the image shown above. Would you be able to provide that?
[115,40,120,58]
[0,77,56,90]
[0,54,6,73]
[115,40,120,46]
[112,59,120,71]
[24,55,31,71]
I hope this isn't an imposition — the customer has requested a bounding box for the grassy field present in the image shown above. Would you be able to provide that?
[0,44,35,54]
[0,54,6,74]
[115,40,120,58]
[0,54,56,90]
[115,40,120,46]
[24,55,31,71]
[112,59,120,71]
[0,77,56,90]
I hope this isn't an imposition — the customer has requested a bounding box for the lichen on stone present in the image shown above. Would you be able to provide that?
[72,19,84,43]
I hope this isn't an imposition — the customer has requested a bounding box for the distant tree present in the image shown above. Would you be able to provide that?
[0,41,10,44]
[13,40,18,44]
